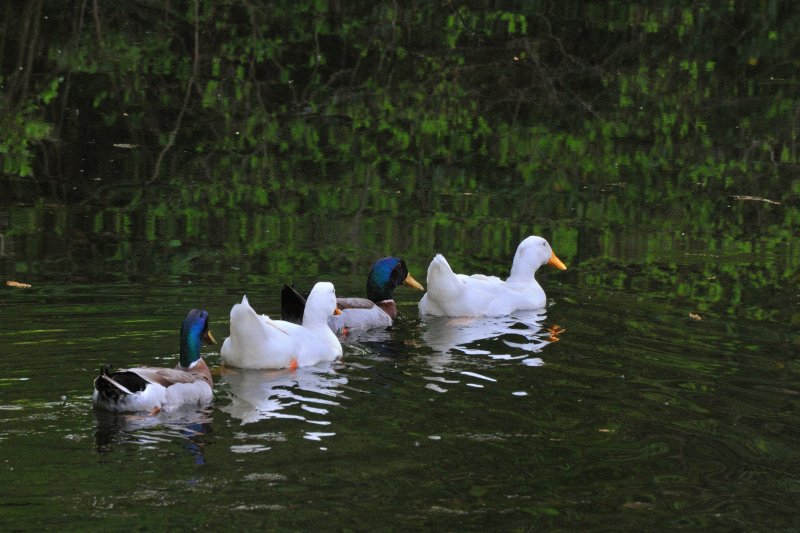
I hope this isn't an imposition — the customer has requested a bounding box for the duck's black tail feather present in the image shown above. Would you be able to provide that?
[94,364,148,401]
[281,284,308,324]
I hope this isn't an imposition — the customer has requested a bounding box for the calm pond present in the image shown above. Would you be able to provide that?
[2,1,800,530]
[1,177,797,529]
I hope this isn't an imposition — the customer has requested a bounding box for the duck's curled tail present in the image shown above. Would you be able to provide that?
[94,364,148,402]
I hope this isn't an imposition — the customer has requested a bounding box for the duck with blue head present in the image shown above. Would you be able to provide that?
[282,256,424,331]
[92,309,216,414]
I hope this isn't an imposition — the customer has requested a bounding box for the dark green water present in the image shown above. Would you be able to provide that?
[2,2,800,528]
[1,187,797,530]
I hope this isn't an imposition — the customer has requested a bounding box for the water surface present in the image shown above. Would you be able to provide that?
[1,195,797,529]
[3,1,800,528]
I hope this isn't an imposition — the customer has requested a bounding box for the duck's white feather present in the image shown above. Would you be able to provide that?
[419,236,565,317]
[221,283,343,369]
[336,298,393,330]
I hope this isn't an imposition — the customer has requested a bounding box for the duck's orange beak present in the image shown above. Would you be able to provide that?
[333,307,342,316]
[547,251,567,271]
[203,329,217,345]
[403,273,424,290]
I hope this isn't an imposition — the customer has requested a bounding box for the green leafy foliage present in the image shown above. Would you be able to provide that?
[0,1,795,325]
[0,0,796,196]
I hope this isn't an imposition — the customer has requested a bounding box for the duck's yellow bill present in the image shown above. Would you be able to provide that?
[403,273,425,290]
[333,307,343,315]
[204,329,217,345]
[548,251,567,271]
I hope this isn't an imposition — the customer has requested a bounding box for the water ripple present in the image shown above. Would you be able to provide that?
[420,310,563,371]
[218,363,347,425]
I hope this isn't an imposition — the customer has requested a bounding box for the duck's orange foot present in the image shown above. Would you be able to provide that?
[547,325,566,342]
[289,358,298,370]
[149,406,162,416]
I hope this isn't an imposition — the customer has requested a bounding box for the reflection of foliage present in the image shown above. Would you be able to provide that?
[0,2,796,325]
[3,180,796,326]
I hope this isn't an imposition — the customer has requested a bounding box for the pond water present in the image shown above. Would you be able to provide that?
[1,182,797,530]
[4,1,800,529]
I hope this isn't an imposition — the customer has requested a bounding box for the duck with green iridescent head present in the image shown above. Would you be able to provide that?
[282,257,424,332]
[92,309,216,414]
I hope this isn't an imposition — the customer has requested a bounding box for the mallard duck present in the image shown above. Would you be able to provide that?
[281,257,424,331]
[418,236,568,317]
[92,309,216,413]
[221,281,343,369]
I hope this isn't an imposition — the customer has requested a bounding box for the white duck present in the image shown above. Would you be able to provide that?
[418,236,567,317]
[221,282,343,369]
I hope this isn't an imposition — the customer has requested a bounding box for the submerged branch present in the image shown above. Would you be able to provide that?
[731,195,782,205]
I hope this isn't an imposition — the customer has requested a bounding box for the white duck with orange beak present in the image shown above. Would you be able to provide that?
[418,236,568,317]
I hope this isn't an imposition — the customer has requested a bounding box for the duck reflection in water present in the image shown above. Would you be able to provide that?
[94,406,212,465]
[421,310,565,371]
[218,363,347,425]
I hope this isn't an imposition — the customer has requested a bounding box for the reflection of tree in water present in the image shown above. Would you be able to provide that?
[93,406,213,465]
